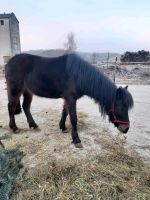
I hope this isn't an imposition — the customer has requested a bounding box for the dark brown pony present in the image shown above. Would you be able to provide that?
[5,53,134,148]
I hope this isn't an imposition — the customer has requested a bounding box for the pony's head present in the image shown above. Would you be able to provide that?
[108,86,134,133]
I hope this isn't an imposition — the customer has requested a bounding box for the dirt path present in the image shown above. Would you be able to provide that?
[0,78,150,169]
[1,78,150,199]
[0,78,108,169]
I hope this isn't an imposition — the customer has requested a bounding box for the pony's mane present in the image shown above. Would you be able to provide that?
[66,53,117,116]
[121,88,134,109]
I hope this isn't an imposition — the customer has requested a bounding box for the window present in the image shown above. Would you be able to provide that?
[0,20,4,25]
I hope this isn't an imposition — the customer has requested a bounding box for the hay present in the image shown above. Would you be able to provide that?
[10,134,150,200]
[1,104,149,199]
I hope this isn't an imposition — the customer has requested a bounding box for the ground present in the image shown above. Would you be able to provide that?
[100,63,150,85]
[0,65,150,199]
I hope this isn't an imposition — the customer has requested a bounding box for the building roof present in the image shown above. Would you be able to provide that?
[0,12,19,23]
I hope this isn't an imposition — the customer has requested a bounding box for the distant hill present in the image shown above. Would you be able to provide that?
[25,49,121,62]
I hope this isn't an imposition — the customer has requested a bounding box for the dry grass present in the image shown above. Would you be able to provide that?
[10,133,150,200]
[1,107,149,200]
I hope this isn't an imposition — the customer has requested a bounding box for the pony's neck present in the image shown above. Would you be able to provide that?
[66,54,117,112]
[85,70,117,112]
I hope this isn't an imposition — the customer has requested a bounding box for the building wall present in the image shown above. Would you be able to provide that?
[0,18,12,65]
[9,16,21,56]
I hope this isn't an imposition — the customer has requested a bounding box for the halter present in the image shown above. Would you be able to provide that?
[108,107,130,125]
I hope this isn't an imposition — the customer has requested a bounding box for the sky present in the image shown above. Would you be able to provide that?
[1,0,150,53]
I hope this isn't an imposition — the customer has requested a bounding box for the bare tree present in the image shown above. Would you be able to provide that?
[64,32,77,52]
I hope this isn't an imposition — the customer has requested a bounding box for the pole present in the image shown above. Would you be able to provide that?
[113,57,117,83]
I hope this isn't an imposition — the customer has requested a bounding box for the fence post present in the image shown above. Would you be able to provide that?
[106,52,109,69]
[113,57,117,83]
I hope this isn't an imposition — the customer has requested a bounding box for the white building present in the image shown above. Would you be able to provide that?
[0,13,21,66]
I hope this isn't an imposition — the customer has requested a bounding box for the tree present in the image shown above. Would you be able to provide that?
[121,50,150,62]
[64,32,77,52]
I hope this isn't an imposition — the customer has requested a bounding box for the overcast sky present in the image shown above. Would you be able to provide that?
[1,0,150,53]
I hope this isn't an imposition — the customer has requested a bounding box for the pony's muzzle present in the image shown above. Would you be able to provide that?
[118,124,129,134]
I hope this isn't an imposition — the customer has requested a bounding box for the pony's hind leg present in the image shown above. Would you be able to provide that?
[8,96,20,132]
[22,89,38,129]
[7,79,23,132]
[59,100,68,132]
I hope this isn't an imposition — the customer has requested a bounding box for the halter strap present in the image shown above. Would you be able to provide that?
[108,108,130,125]
[111,119,130,125]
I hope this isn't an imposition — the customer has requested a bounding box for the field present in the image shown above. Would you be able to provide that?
[0,70,150,199]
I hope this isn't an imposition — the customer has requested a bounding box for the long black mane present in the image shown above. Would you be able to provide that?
[66,54,133,116]
[66,54,117,115]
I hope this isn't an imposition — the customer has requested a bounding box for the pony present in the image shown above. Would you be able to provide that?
[5,53,134,148]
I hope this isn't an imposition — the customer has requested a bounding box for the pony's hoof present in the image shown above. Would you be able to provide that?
[74,143,83,149]
[59,125,68,133]
[29,124,38,129]
[62,129,68,133]
[13,128,20,133]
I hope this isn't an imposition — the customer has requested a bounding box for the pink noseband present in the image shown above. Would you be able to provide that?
[108,108,130,125]
[111,119,130,125]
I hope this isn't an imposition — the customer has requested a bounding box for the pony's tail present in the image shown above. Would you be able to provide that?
[14,101,22,115]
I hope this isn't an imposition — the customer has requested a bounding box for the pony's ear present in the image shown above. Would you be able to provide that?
[116,87,123,99]
[125,85,128,90]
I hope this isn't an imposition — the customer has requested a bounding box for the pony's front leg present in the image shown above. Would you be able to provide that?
[66,97,82,148]
[59,100,68,132]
